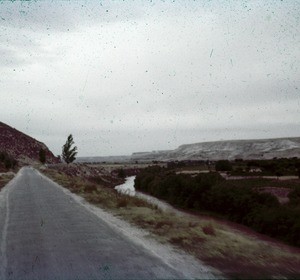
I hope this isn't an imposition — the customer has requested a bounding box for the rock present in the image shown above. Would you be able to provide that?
[0,122,59,164]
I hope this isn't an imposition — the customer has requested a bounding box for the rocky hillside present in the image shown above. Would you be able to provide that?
[131,138,300,161]
[0,122,59,164]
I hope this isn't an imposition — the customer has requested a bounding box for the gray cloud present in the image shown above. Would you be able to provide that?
[0,1,143,32]
[1,0,299,156]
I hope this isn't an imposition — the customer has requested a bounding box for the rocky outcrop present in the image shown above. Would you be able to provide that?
[0,122,59,164]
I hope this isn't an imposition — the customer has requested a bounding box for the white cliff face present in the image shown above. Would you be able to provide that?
[130,138,300,161]
[77,137,300,163]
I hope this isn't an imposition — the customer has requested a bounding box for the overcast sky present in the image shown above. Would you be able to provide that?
[1,1,299,156]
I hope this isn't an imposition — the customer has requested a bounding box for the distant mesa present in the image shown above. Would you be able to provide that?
[0,121,59,164]
[78,137,300,163]
[130,138,300,162]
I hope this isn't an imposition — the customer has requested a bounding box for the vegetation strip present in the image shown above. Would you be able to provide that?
[135,166,300,247]
[41,167,300,279]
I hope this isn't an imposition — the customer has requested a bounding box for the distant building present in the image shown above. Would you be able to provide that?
[249,168,262,173]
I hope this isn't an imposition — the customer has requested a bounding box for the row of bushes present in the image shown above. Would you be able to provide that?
[134,166,300,246]
[0,151,17,169]
[233,158,300,176]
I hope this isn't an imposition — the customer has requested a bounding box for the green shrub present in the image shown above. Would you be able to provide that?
[0,151,17,169]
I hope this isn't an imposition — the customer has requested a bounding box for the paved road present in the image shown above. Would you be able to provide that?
[0,167,187,280]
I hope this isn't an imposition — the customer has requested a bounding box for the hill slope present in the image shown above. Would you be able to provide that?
[131,138,300,161]
[0,122,59,164]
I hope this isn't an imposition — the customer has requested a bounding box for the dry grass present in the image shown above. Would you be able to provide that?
[0,172,15,190]
[41,167,300,279]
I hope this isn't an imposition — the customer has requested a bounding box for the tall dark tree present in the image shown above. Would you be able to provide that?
[39,148,46,164]
[62,134,78,164]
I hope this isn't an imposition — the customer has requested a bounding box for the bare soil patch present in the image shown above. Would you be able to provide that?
[258,187,292,204]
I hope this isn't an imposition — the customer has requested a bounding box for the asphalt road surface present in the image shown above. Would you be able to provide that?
[0,167,191,280]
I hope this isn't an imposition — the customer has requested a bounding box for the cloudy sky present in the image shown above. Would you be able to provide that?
[1,1,299,156]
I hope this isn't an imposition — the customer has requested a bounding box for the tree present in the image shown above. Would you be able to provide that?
[56,155,62,162]
[215,160,232,171]
[62,134,78,164]
[117,168,125,178]
[39,148,46,164]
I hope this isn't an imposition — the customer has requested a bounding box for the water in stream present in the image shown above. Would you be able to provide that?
[115,176,182,214]
[114,176,136,196]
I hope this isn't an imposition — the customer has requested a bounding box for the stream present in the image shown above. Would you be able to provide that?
[115,176,183,214]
